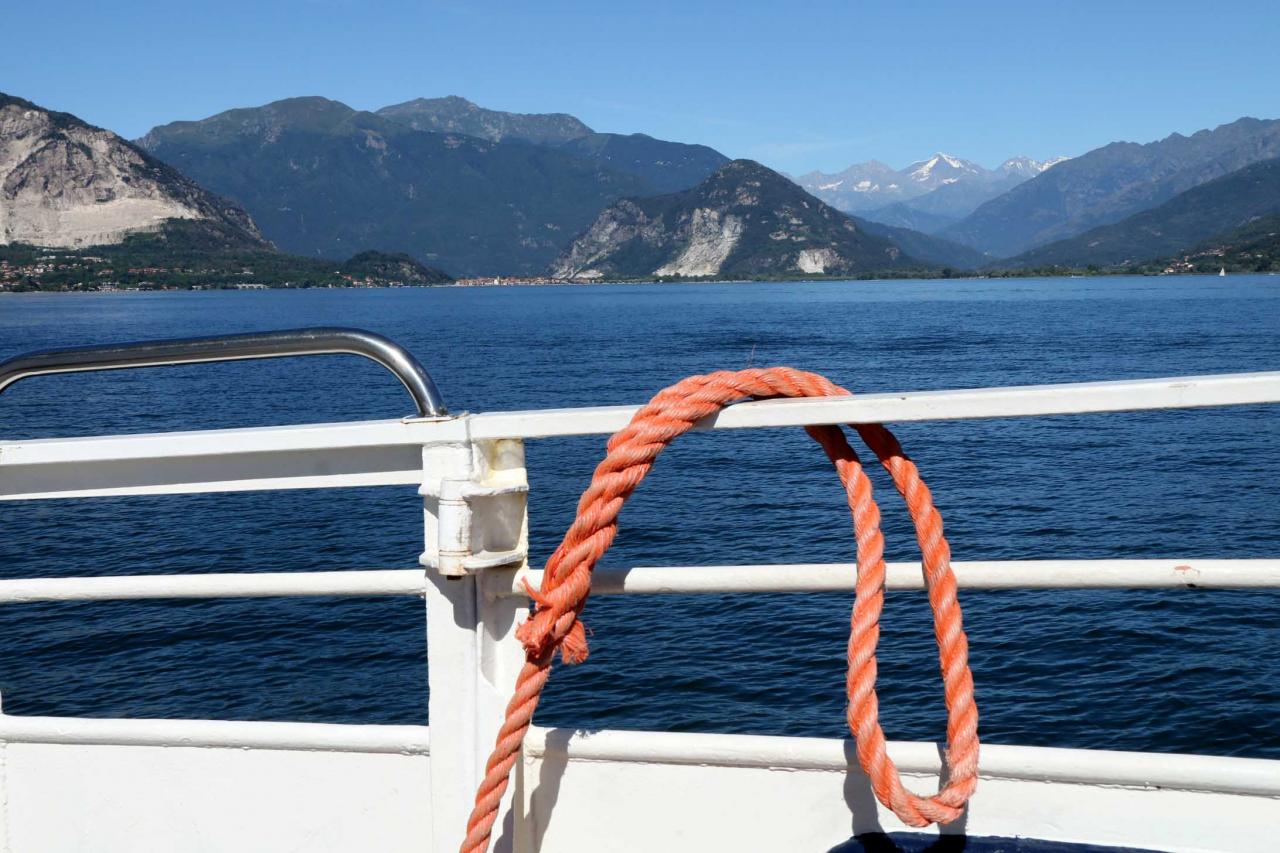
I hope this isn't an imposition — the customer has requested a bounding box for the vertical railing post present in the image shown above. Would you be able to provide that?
[422,427,529,853]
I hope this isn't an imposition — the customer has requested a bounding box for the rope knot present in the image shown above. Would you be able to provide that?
[516,577,590,664]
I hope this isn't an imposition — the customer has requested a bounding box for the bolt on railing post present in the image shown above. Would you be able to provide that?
[420,427,530,853]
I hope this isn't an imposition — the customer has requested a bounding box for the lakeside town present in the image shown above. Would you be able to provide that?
[1,238,1265,294]
[0,250,587,292]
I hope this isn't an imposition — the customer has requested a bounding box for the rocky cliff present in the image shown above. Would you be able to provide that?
[551,160,916,280]
[0,93,266,249]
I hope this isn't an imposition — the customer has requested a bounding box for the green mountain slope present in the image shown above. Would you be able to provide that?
[1142,212,1280,274]
[555,132,729,193]
[854,218,988,269]
[1,219,452,290]
[943,117,1280,257]
[138,97,654,276]
[376,95,592,144]
[1008,158,1280,268]
[857,202,961,235]
[377,96,728,193]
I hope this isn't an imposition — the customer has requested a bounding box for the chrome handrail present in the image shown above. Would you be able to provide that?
[0,327,447,418]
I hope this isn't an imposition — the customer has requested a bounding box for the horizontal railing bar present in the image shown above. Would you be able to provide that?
[0,417,422,466]
[5,371,1275,500]
[525,727,1280,797]
[0,714,430,754]
[0,560,1275,605]
[4,372,1277,470]
[509,559,1280,596]
[3,715,1276,795]
[0,569,425,603]
[468,370,1280,440]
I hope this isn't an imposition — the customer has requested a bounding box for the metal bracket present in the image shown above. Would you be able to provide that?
[420,436,529,578]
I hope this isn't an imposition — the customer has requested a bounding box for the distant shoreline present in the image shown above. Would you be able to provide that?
[3,269,1274,296]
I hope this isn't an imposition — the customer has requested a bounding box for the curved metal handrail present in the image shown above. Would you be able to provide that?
[0,327,447,418]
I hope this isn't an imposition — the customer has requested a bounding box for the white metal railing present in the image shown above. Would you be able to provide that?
[0,559,1276,605]
[0,715,431,754]
[1,369,1278,853]
[526,728,1280,798]
[2,370,1276,501]
[0,569,426,602]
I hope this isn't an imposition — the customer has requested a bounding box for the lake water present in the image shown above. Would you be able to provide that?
[0,275,1277,758]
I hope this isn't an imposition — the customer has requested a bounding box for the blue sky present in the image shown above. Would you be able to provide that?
[4,0,1278,173]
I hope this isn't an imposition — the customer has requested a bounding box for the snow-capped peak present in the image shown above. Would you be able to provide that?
[999,155,1072,177]
[908,153,982,183]
[795,150,1068,217]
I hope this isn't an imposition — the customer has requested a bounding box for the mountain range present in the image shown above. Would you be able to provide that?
[941,117,1280,257]
[0,93,451,288]
[794,154,1068,232]
[5,88,1280,284]
[136,96,729,276]
[1007,157,1280,268]
[551,158,989,280]
[377,96,727,193]
[137,97,640,276]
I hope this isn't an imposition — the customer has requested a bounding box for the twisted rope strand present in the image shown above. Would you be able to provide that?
[459,368,979,852]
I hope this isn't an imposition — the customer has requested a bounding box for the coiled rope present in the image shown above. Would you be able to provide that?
[460,368,979,853]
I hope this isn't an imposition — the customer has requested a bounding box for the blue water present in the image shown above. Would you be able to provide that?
[0,276,1277,758]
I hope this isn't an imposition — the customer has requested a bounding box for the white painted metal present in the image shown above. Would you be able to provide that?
[425,569,484,853]
[0,559,1273,606]
[4,370,1277,500]
[7,370,1277,467]
[3,739,432,852]
[421,436,529,577]
[509,559,1280,596]
[520,728,1280,853]
[421,436,529,853]
[422,438,485,853]
[474,568,530,853]
[0,438,425,500]
[525,727,1280,797]
[469,369,1280,439]
[4,717,1276,852]
[0,714,430,754]
[0,417,428,499]
[0,416,425,465]
[0,568,425,603]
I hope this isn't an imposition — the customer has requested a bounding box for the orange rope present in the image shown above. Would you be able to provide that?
[459,368,979,852]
